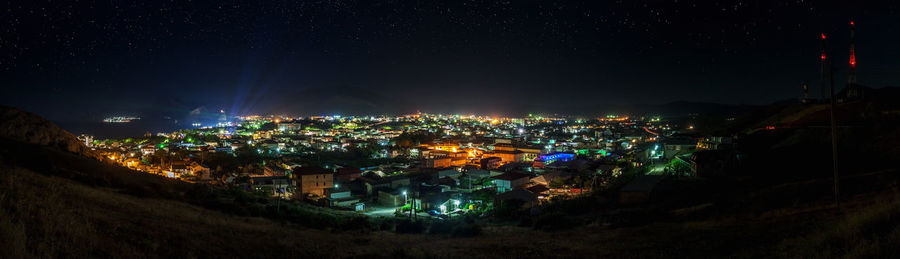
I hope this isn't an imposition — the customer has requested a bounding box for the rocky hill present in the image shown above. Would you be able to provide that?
[0,105,97,158]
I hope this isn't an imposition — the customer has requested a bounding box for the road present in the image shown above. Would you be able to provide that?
[646,160,667,175]
[364,206,399,218]
[363,205,441,219]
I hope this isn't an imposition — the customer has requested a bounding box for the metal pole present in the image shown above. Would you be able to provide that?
[829,64,840,209]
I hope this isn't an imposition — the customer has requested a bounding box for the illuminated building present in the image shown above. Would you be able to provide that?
[485,150,526,164]
[251,176,294,198]
[277,121,304,132]
[77,134,94,147]
[480,157,501,169]
[492,143,541,161]
[491,172,531,193]
[532,152,575,169]
[425,157,452,168]
[293,167,334,198]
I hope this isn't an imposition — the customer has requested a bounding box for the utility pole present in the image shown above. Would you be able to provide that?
[414,191,418,221]
[829,63,841,209]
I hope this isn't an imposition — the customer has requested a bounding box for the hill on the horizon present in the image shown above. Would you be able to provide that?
[0,105,97,158]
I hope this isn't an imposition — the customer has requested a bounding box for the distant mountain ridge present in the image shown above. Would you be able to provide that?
[255,85,417,116]
[636,101,759,117]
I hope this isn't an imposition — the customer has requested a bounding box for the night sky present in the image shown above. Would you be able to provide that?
[3,1,900,124]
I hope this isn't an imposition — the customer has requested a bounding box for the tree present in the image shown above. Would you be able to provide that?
[495,199,525,219]
[573,176,584,188]
[549,178,565,189]
[665,158,692,176]
[149,149,168,165]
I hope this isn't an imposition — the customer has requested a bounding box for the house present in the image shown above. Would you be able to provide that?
[526,185,551,198]
[480,157,501,169]
[415,191,457,212]
[663,138,697,159]
[697,136,734,150]
[359,174,391,196]
[388,175,411,189]
[465,169,499,179]
[325,185,360,209]
[123,158,142,168]
[485,150,526,163]
[425,157,452,168]
[378,189,406,206]
[438,176,458,187]
[336,167,362,181]
[293,167,334,198]
[345,178,369,196]
[492,143,541,160]
[140,145,156,156]
[438,168,462,179]
[188,162,211,180]
[530,171,572,187]
[162,170,180,178]
[168,161,190,176]
[495,188,539,208]
[533,153,575,169]
[690,150,740,177]
[491,172,531,193]
[619,175,664,204]
[250,176,294,198]
[263,165,287,176]
[327,185,352,199]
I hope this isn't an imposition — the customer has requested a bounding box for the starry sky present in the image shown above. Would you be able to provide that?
[3,0,900,123]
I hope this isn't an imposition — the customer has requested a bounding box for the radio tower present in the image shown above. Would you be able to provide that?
[847,20,859,99]
[820,33,828,100]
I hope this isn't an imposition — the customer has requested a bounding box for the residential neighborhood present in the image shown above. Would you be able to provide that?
[80,112,726,221]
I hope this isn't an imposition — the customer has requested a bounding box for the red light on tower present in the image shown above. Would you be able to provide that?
[849,22,856,67]
[820,33,827,60]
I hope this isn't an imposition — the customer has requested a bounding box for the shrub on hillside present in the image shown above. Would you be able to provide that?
[340,216,373,232]
[782,199,900,258]
[544,196,596,215]
[495,199,526,219]
[532,212,574,231]
[451,223,482,237]
[428,220,454,234]
[395,219,425,234]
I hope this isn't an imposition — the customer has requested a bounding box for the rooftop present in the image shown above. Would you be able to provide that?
[491,172,532,181]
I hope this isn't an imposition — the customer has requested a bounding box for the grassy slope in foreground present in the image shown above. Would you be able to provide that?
[3,150,900,258]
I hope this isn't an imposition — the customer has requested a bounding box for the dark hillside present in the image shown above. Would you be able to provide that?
[1,104,900,258]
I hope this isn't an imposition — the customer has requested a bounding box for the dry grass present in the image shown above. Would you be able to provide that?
[4,162,900,258]
[3,140,900,258]
[780,197,900,259]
